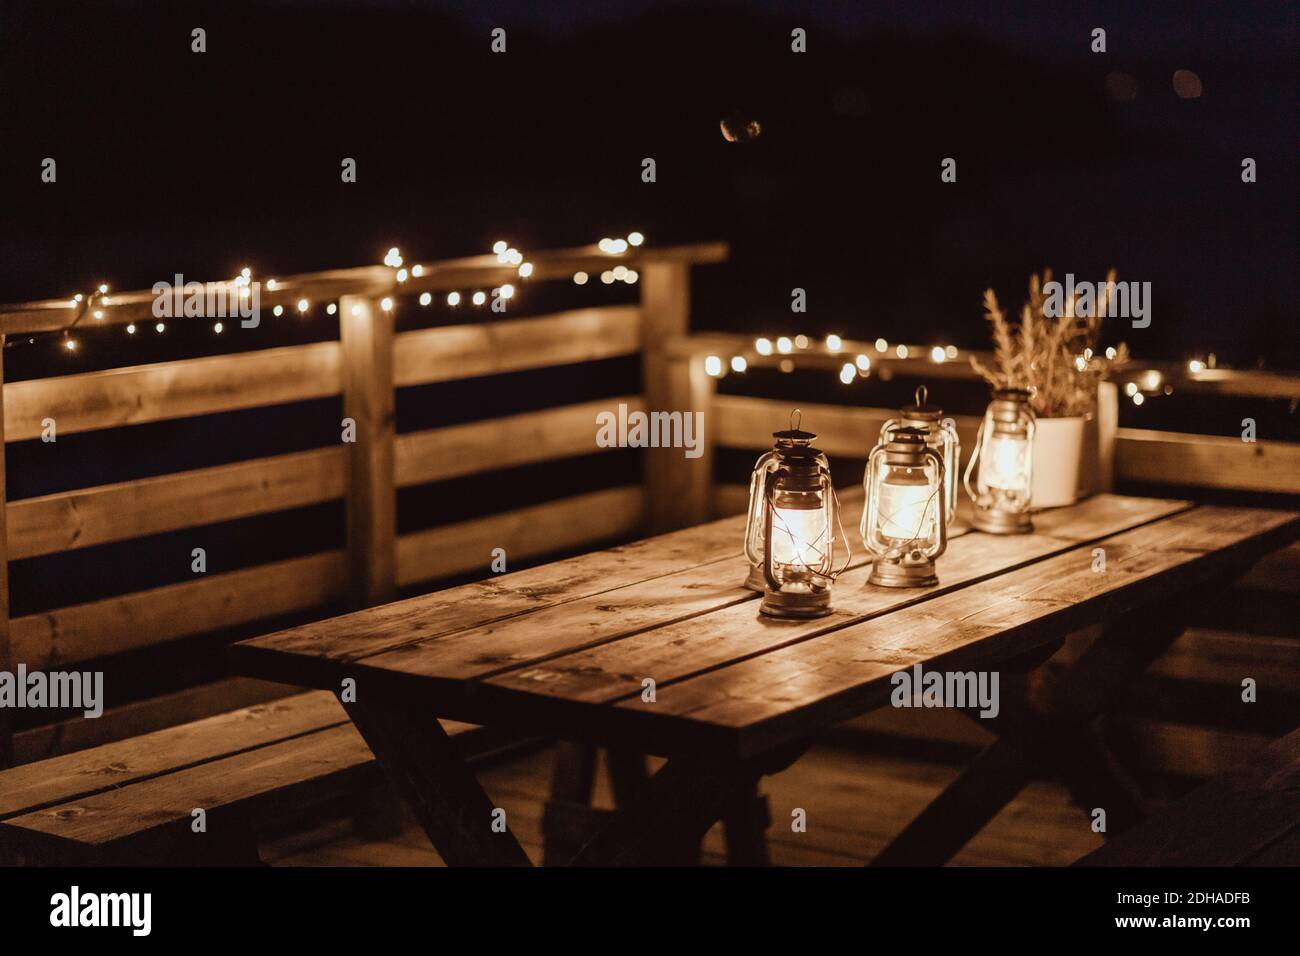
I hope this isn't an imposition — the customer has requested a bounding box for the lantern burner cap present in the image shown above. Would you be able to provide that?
[885,425,929,445]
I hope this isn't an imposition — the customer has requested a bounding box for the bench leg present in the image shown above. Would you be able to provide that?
[344,701,532,867]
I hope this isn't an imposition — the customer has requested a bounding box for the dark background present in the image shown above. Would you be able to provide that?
[2,0,1295,364]
[0,0,1295,717]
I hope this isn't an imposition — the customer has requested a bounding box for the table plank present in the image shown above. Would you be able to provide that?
[231,508,754,687]
[346,494,1183,697]
[609,505,1298,758]
[474,496,1190,708]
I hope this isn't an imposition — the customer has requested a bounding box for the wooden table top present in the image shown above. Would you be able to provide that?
[231,493,1299,759]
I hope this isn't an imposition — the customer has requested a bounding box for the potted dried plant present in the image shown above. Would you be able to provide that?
[971,270,1129,507]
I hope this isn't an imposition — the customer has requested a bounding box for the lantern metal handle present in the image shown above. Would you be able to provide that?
[789,408,802,431]
[963,419,985,504]
[915,385,927,407]
[924,446,948,559]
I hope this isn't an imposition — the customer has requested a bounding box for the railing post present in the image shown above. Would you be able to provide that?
[339,296,396,607]
[640,262,713,533]
[0,334,12,768]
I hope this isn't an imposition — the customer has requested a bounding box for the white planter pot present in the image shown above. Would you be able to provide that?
[1031,416,1086,508]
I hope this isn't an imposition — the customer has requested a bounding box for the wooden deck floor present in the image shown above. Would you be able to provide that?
[262,742,1104,866]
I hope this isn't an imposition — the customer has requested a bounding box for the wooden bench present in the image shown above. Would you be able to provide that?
[0,690,490,865]
[1074,725,1300,866]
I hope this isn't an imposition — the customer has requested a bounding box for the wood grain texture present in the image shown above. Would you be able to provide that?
[0,724,377,854]
[396,485,646,587]
[611,505,1299,757]
[474,497,1189,711]
[0,337,10,767]
[6,447,345,560]
[12,550,348,669]
[1116,427,1300,494]
[1077,726,1300,866]
[3,342,342,441]
[395,397,643,487]
[393,306,640,388]
[340,295,396,606]
[0,691,349,819]
[233,502,750,687]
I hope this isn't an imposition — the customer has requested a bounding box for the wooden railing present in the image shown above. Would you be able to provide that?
[0,242,725,766]
[659,331,1300,518]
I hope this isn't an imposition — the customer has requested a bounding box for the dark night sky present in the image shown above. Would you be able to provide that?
[2,0,1295,368]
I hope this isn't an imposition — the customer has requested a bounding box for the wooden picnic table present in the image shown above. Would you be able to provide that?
[230,492,1299,866]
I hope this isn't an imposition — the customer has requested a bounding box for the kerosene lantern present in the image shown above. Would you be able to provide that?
[743,411,849,618]
[963,387,1036,534]
[876,386,961,521]
[861,426,947,587]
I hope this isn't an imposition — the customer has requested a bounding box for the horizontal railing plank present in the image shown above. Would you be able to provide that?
[0,243,726,336]
[396,397,642,487]
[11,551,348,669]
[666,331,1300,401]
[4,341,342,441]
[711,394,982,459]
[1115,427,1300,494]
[393,306,640,387]
[396,486,645,587]
[7,447,345,560]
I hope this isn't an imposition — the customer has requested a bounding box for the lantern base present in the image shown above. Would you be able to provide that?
[971,507,1033,535]
[743,564,767,592]
[760,587,833,619]
[868,559,938,589]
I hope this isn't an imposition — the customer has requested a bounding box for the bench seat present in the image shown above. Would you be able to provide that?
[0,691,486,865]
[1075,725,1300,866]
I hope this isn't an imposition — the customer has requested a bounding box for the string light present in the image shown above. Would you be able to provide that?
[498,284,515,300]
[297,299,309,313]
[931,346,946,363]
[839,362,856,384]
[380,297,394,312]
[776,336,793,354]
[214,322,224,334]
[600,271,615,284]
[855,354,871,371]
[704,355,724,377]
[126,324,136,334]
[472,291,486,306]
[396,268,408,283]
[411,264,424,277]
[273,305,284,317]
[447,291,461,306]
[627,232,645,247]
[155,322,165,333]
[755,337,773,355]
[574,272,589,285]
[624,270,638,284]
[519,262,534,278]
[419,292,432,306]
[895,344,909,358]
[794,334,809,349]
[1188,359,1205,373]
[493,241,508,255]
[383,247,402,268]
[326,303,337,315]
[876,338,888,352]
[730,355,747,373]
[825,334,842,351]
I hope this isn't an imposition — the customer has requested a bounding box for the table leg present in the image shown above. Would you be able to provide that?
[344,701,532,867]
[570,742,806,867]
[541,742,600,865]
[869,603,1188,866]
